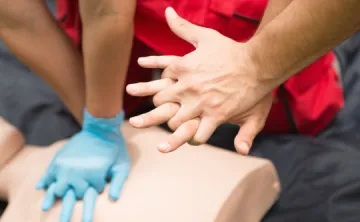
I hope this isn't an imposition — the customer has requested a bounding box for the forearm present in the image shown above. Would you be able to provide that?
[255,0,293,34]
[80,0,135,118]
[249,0,360,88]
[0,0,85,121]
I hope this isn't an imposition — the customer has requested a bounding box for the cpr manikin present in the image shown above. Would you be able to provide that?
[0,118,280,222]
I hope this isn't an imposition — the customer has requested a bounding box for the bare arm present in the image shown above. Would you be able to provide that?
[248,0,360,86]
[256,0,293,34]
[79,0,136,117]
[0,0,85,121]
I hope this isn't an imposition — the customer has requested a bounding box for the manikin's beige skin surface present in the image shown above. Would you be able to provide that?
[0,118,280,222]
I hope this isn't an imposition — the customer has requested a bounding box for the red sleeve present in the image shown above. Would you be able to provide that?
[56,0,82,50]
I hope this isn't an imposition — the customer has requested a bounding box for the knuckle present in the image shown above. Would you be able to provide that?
[184,119,199,134]
[165,65,177,76]
[152,94,161,107]
[177,18,187,27]
[256,119,266,131]
[193,134,207,145]
[165,103,180,116]
[141,113,152,124]
[211,105,228,119]
[185,81,200,94]
[199,92,224,110]
[163,78,175,86]
[167,120,178,131]
[251,118,265,132]
[171,60,188,73]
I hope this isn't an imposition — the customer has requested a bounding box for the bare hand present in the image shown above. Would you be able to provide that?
[127,7,278,154]
[128,76,273,154]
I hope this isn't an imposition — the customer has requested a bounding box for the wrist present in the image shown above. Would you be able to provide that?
[86,96,124,119]
[244,36,289,90]
[235,42,282,96]
[82,109,124,136]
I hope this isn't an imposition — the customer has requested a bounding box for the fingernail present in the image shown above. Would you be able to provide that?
[129,116,143,127]
[109,194,118,202]
[126,84,138,94]
[41,201,50,211]
[237,142,250,155]
[138,57,148,64]
[165,7,178,19]
[158,142,171,152]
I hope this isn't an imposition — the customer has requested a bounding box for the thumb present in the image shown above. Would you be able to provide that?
[165,7,206,47]
[234,119,264,155]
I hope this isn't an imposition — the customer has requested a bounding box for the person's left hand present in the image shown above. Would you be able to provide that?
[126,7,280,154]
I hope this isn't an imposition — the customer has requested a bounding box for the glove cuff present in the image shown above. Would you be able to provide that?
[83,109,125,136]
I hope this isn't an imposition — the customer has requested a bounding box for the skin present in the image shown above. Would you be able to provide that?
[126,0,360,154]
[79,0,136,118]
[0,1,136,220]
[127,0,295,155]
[249,0,360,83]
[0,118,279,222]
[0,0,136,120]
[0,0,85,121]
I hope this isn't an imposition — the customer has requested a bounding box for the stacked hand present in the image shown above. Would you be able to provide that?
[127,7,277,155]
[36,110,130,222]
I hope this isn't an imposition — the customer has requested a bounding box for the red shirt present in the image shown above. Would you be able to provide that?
[57,0,344,135]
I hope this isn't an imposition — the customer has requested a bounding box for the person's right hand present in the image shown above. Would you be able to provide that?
[36,110,131,222]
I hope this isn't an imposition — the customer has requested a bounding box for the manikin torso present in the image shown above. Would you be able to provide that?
[0,118,280,222]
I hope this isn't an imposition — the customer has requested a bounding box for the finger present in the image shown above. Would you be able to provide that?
[158,118,200,153]
[160,64,183,80]
[60,189,76,222]
[54,180,70,198]
[41,183,57,211]
[234,118,264,155]
[69,178,89,199]
[167,104,201,131]
[153,83,184,107]
[129,103,180,128]
[109,164,131,201]
[165,7,207,46]
[126,78,175,97]
[83,187,98,222]
[192,117,219,145]
[137,55,179,69]
[36,174,55,190]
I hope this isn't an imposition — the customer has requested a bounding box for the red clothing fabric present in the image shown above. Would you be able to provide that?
[57,0,344,135]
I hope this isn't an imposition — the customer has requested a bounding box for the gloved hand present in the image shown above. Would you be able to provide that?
[36,109,131,222]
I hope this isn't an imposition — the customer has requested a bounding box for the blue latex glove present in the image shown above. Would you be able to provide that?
[36,109,131,222]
